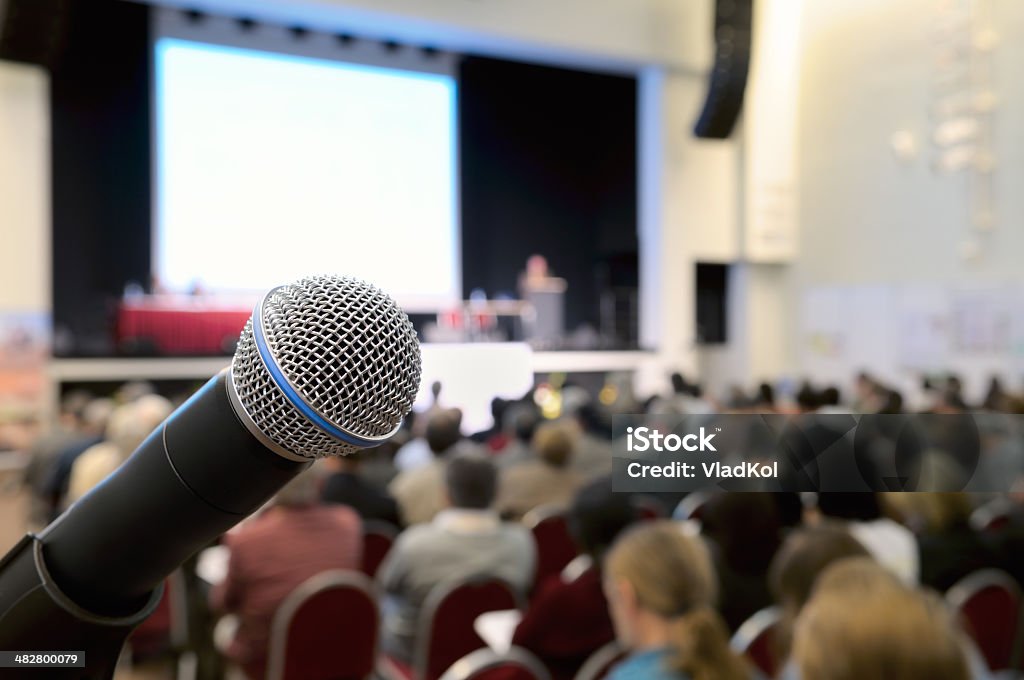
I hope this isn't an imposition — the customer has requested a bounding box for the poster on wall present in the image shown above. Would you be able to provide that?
[951,288,1013,354]
[896,287,951,371]
[0,312,49,446]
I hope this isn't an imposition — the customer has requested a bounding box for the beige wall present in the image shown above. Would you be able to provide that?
[796,0,1024,287]
[0,61,49,314]
[725,0,1024,399]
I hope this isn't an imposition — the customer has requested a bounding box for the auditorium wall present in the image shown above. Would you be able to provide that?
[796,0,1024,287]
[779,0,1024,399]
[0,61,49,313]
[0,61,50,419]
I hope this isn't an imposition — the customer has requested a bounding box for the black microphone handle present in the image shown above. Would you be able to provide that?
[0,534,163,679]
[40,370,311,616]
[0,371,309,677]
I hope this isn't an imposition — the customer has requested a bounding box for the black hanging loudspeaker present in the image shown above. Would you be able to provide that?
[693,0,753,139]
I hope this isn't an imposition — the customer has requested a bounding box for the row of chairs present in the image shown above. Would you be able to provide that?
[270,570,531,680]
[364,511,578,593]
[269,567,639,680]
[270,498,669,680]
[674,488,1022,535]
[728,568,1024,678]
[368,497,664,593]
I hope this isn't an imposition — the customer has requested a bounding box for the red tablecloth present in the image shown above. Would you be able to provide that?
[117,304,251,354]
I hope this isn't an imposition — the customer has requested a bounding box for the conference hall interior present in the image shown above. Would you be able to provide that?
[1,0,1023,679]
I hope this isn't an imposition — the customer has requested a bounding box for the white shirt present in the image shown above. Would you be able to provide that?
[394,438,433,471]
[849,518,920,585]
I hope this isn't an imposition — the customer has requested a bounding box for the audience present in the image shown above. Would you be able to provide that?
[768,523,872,658]
[393,382,447,472]
[470,396,511,452]
[814,492,919,584]
[11,370,1024,680]
[603,521,752,680]
[40,397,114,517]
[378,452,536,663]
[497,421,582,520]
[210,470,362,680]
[21,390,92,524]
[792,558,970,680]
[569,402,614,480]
[66,394,173,505]
[513,476,636,680]
[496,402,541,468]
[890,492,1000,592]
[390,408,465,525]
[700,492,783,632]
[320,451,402,527]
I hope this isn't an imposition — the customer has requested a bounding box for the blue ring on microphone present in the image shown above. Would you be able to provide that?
[251,300,378,448]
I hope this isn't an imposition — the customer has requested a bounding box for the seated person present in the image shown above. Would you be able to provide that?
[41,397,114,517]
[496,403,541,469]
[513,476,636,680]
[792,558,970,680]
[378,452,536,663]
[700,492,783,632]
[66,395,173,505]
[497,421,582,520]
[604,521,752,680]
[893,492,1000,592]
[210,471,362,680]
[390,408,464,525]
[321,451,402,527]
[767,523,871,659]
[814,492,919,584]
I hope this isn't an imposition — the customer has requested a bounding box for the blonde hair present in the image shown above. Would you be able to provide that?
[106,395,173,462]
[885,492,973,533]
[605,521,748,680]
[794,558,969,680]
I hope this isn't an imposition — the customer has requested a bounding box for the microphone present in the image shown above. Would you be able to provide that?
[0,275,421,678]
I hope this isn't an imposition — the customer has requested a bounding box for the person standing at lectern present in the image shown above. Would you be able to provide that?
[518,254,567,347]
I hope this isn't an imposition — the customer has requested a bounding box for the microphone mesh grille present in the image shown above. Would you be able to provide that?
[231,275,422,459]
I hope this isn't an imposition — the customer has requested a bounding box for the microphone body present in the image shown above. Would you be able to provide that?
[0,372,308,678]
[0,276,422,679]
[41,370,309,616]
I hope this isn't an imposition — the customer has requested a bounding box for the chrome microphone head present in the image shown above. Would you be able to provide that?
[228,275,422,460]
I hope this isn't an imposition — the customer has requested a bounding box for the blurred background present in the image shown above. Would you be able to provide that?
[0,0,1023,679]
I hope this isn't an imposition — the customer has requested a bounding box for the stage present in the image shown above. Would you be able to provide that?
[47,344,656,433]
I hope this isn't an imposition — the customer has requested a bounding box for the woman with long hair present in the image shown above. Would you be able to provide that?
[603,521,751,680]
[792,558,970,680]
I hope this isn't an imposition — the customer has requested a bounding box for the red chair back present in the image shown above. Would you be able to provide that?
[362,520,399,578]
[673,490,716,523]
[947,569,1022,672]
[730,606,781,679]
[572,641,626,680]
[525,508,578,590]
[415,578,523,680]
[438,647,550,680]
[128,578,173,659]
[631,495,665,522]
[970,499,1013,533]
[267,570,379,680]
[128,570,187,660]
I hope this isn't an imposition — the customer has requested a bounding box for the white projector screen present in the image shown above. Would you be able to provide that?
[154,37,459,310]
